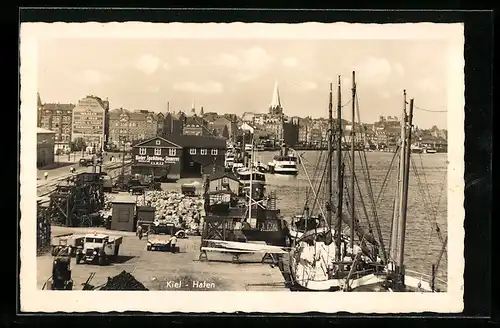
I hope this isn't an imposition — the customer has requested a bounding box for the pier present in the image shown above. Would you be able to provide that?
[37,226,290,291]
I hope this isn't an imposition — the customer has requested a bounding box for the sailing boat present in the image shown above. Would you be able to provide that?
[289,72,447,292]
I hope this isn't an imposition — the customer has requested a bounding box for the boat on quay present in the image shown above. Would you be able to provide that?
[288,72,448,293]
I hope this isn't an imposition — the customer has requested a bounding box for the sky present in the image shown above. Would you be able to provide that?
[37,37,450,129]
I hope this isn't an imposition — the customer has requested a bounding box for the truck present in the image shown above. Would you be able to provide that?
[75,233,123,265]
[43,249,74,290]
[101,174,113,192]
[50,234,84,257]
[146,223,184,252]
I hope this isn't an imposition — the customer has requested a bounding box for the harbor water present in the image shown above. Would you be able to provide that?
[255,150,448,283]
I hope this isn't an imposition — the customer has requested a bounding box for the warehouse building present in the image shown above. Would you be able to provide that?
[131,135,227,180]
[131,136,183,180]
[37,127,56,168]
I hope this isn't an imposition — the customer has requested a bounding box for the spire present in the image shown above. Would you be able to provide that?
[37,92,42,107]
[191,100,196,115]
[200,106,204,116]
[270,80,281,109]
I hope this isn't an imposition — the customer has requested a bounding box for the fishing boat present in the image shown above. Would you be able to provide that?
[267,145,299,175]
[423,146,437,154]
[199,138,290,262]
[289,72,447,293]
[224,152,235,171]
[411,144,424,154]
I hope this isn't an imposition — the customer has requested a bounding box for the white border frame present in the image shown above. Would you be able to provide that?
[20,22,464,313]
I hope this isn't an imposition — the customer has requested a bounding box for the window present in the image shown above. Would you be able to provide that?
[154,148,161,156]
[189,148,196,155]
[201,149,207,155]
[155,140,161,145]
[139,147,146,155]
[211,149,218,155]
[169,149,176,156]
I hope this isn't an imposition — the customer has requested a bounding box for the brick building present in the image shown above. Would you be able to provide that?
[108,108,158,147]
[71,95,109,151]
[38,100,75,151]
[182,115,210,136]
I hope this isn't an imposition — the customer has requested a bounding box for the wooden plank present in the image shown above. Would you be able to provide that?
[203,240,289,253]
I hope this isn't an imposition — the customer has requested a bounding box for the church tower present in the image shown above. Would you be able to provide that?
[269,81,283,115]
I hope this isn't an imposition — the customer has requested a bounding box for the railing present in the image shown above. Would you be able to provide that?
[405,269,448,291]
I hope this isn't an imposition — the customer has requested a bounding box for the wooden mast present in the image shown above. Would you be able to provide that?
[396,98,414,285]
[326,82,333,232]
[390,90,407,269]
[335,76,343,262]
[350,71,356,250]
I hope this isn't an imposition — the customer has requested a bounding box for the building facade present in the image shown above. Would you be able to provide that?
[208,117,237,139]
[168,135,227,178]
[71,95,109,151]
[131,137,183,180]
[38,102,75,151]
[108,108,158,147]
[163,111,185,136]
[156,113,165,136]
[182,116,209,136]
[131,135,227,179]
[37,128,56,168]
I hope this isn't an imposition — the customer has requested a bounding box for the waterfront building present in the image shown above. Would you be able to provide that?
[71,95,109,151]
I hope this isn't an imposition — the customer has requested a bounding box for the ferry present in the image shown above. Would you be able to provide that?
[267,145,299,176]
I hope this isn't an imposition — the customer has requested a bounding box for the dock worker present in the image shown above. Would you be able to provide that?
[169,235,178,253]
[44,172,48,180]
[137,225,143,240]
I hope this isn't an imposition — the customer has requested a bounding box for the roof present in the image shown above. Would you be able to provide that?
[167,135,227,149]
[110,108,158,121]
[270,81,281,109]
[111,193,137,204]
[42,103,75,111]
[208,171,239,182]
[132,136,182,148]
[184,116,207,126]
[84,233,109,239]
[37,127,56,134]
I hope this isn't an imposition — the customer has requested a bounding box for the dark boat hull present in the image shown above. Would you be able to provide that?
[272,170,298,176]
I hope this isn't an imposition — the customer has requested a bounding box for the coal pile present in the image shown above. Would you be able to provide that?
[100,271,149,291]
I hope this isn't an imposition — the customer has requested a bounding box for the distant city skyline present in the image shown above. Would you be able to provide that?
[38,32,450,129]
